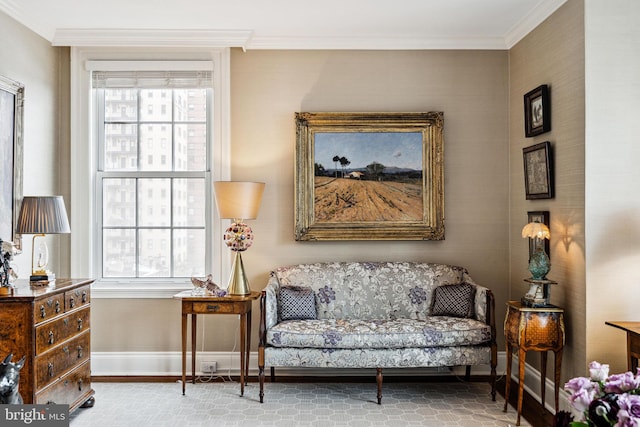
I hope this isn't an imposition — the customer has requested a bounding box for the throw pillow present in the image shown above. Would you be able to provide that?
[278,286,317,321]
[430,283,476,318]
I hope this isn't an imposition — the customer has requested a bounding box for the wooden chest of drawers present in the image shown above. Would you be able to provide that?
[0,278,94,411]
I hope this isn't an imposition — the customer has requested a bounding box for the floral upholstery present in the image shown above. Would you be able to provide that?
[258,262,497,403]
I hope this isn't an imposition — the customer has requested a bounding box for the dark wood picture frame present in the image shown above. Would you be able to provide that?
[0,75,24,251]
[523,141,553,200]
[524,84,550,137]
[527,211,550,259]
[294,112,444,241]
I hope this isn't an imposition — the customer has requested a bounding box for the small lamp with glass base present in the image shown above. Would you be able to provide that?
[521,221,554,307]
[15,196,71,284]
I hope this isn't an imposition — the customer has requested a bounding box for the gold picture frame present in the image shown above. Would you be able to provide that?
[294,112,444,241]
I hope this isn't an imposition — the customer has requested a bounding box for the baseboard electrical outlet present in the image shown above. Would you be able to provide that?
[201,361,217,373]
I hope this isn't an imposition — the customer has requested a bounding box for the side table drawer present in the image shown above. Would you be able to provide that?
[192,302,241,314]
[35,331,91,389]
[36,307,91,354]
[34,294,65,324]
[36,361,91,406]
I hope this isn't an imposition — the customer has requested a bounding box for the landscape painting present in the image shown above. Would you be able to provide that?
[295,112,444,241]
[313,131,423,223]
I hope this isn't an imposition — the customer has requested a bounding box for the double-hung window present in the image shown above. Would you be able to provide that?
[93,70,211,280]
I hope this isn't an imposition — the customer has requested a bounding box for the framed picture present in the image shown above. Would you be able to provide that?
[294,112,444,241]
[524,84,550,137]
[527,211,550,259]
[523,141,553,200]
[0,75,24,251]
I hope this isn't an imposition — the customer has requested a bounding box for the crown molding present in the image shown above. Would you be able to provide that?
[0,0,52,40]
[245,35,509,50]
[504,0,568,48]
[52,29,253,48]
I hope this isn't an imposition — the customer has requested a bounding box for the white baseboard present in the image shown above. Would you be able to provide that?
[91,350,570,412]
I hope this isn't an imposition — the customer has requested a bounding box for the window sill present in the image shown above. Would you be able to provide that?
[91,280,192,299]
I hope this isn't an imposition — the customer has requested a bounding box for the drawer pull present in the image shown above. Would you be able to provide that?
[77,346,83,359]
[48,331,55,345]
[77,318,83,330]
[82,291,88,303]
[63,346,69,354]
[55,300,61,313]
[206,304,220,312]
[40,305,46,318]
[48,363,54,377]
[69,297,76,308]
[78,378,83,391]
[63,318,69,326]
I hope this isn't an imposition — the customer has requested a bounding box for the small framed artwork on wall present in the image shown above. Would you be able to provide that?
[524,84,550,137]
[523,141,553,200]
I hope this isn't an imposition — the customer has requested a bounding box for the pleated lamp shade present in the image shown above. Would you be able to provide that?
[16,196,71,235]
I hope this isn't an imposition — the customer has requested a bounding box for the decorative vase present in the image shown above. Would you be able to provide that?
[528,245,550,280]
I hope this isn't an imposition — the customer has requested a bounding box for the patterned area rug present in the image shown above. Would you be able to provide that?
[70,381,531,426]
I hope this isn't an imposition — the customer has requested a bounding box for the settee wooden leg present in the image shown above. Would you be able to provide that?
[376,368,383,404]
[465,365,471,381]
[259,365,265,403]
[270,366,275,382]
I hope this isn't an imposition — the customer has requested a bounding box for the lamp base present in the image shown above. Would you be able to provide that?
[226,251,251,296]
[30,272,55,285]
[521,278,557,307]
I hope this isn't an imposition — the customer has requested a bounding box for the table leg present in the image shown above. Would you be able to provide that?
[246,308,252,386]
[517,348,526,426]
[540,351,548,410]
[555,349,563,414]
[504,342,512,413]
[191,313,197,384]
[182,312,187,395]
[240,312,247,396]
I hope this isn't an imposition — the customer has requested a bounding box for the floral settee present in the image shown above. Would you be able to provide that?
[257,262,497,404]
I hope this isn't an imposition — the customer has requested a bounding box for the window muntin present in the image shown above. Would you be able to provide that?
[98,84,209,279]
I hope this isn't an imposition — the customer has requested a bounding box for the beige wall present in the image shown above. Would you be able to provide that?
[0,11,68,279]
[509,0,586,381]
[91,49,511,354]
[585,0,640,373]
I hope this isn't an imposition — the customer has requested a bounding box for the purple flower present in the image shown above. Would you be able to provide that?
[605,372,640,394]
[565,376,596,394]
[590,361,610,382]
[616,394,640,426]
[569,387,598,413]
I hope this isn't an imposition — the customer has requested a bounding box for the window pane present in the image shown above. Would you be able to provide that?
[105,89,137,122]
[104,124,137,171]
[173,229,205,277]
[103,229,136,277]
[175,124,206,171]
[139,229,170,277]
[139,124,172,171]
[103,178,136,226]
[138,179,170,226]
[174,89,206,122]
[173,179,204,227]
[140,89,172,121]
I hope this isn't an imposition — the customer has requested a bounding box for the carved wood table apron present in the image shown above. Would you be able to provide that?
[503,301,565,426]
[175,291,260,396]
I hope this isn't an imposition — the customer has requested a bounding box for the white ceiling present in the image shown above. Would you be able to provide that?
[0,0,567,49]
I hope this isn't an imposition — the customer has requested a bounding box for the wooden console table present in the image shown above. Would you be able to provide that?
[605,321,640,372]
[174,291,260,397]
[504,301,565,426]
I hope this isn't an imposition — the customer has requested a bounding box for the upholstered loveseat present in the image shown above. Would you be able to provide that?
[257,262,497,403]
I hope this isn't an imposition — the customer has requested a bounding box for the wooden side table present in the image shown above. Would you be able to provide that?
[503,301,565,426]
[605,321,640,372]
[174,291,261,397]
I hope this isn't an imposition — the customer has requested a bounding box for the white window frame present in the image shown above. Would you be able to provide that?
[70,48,231,298]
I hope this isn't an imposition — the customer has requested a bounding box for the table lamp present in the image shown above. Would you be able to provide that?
[16,196,71,283]
[213,181,265,295]
[521,221,551,280]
